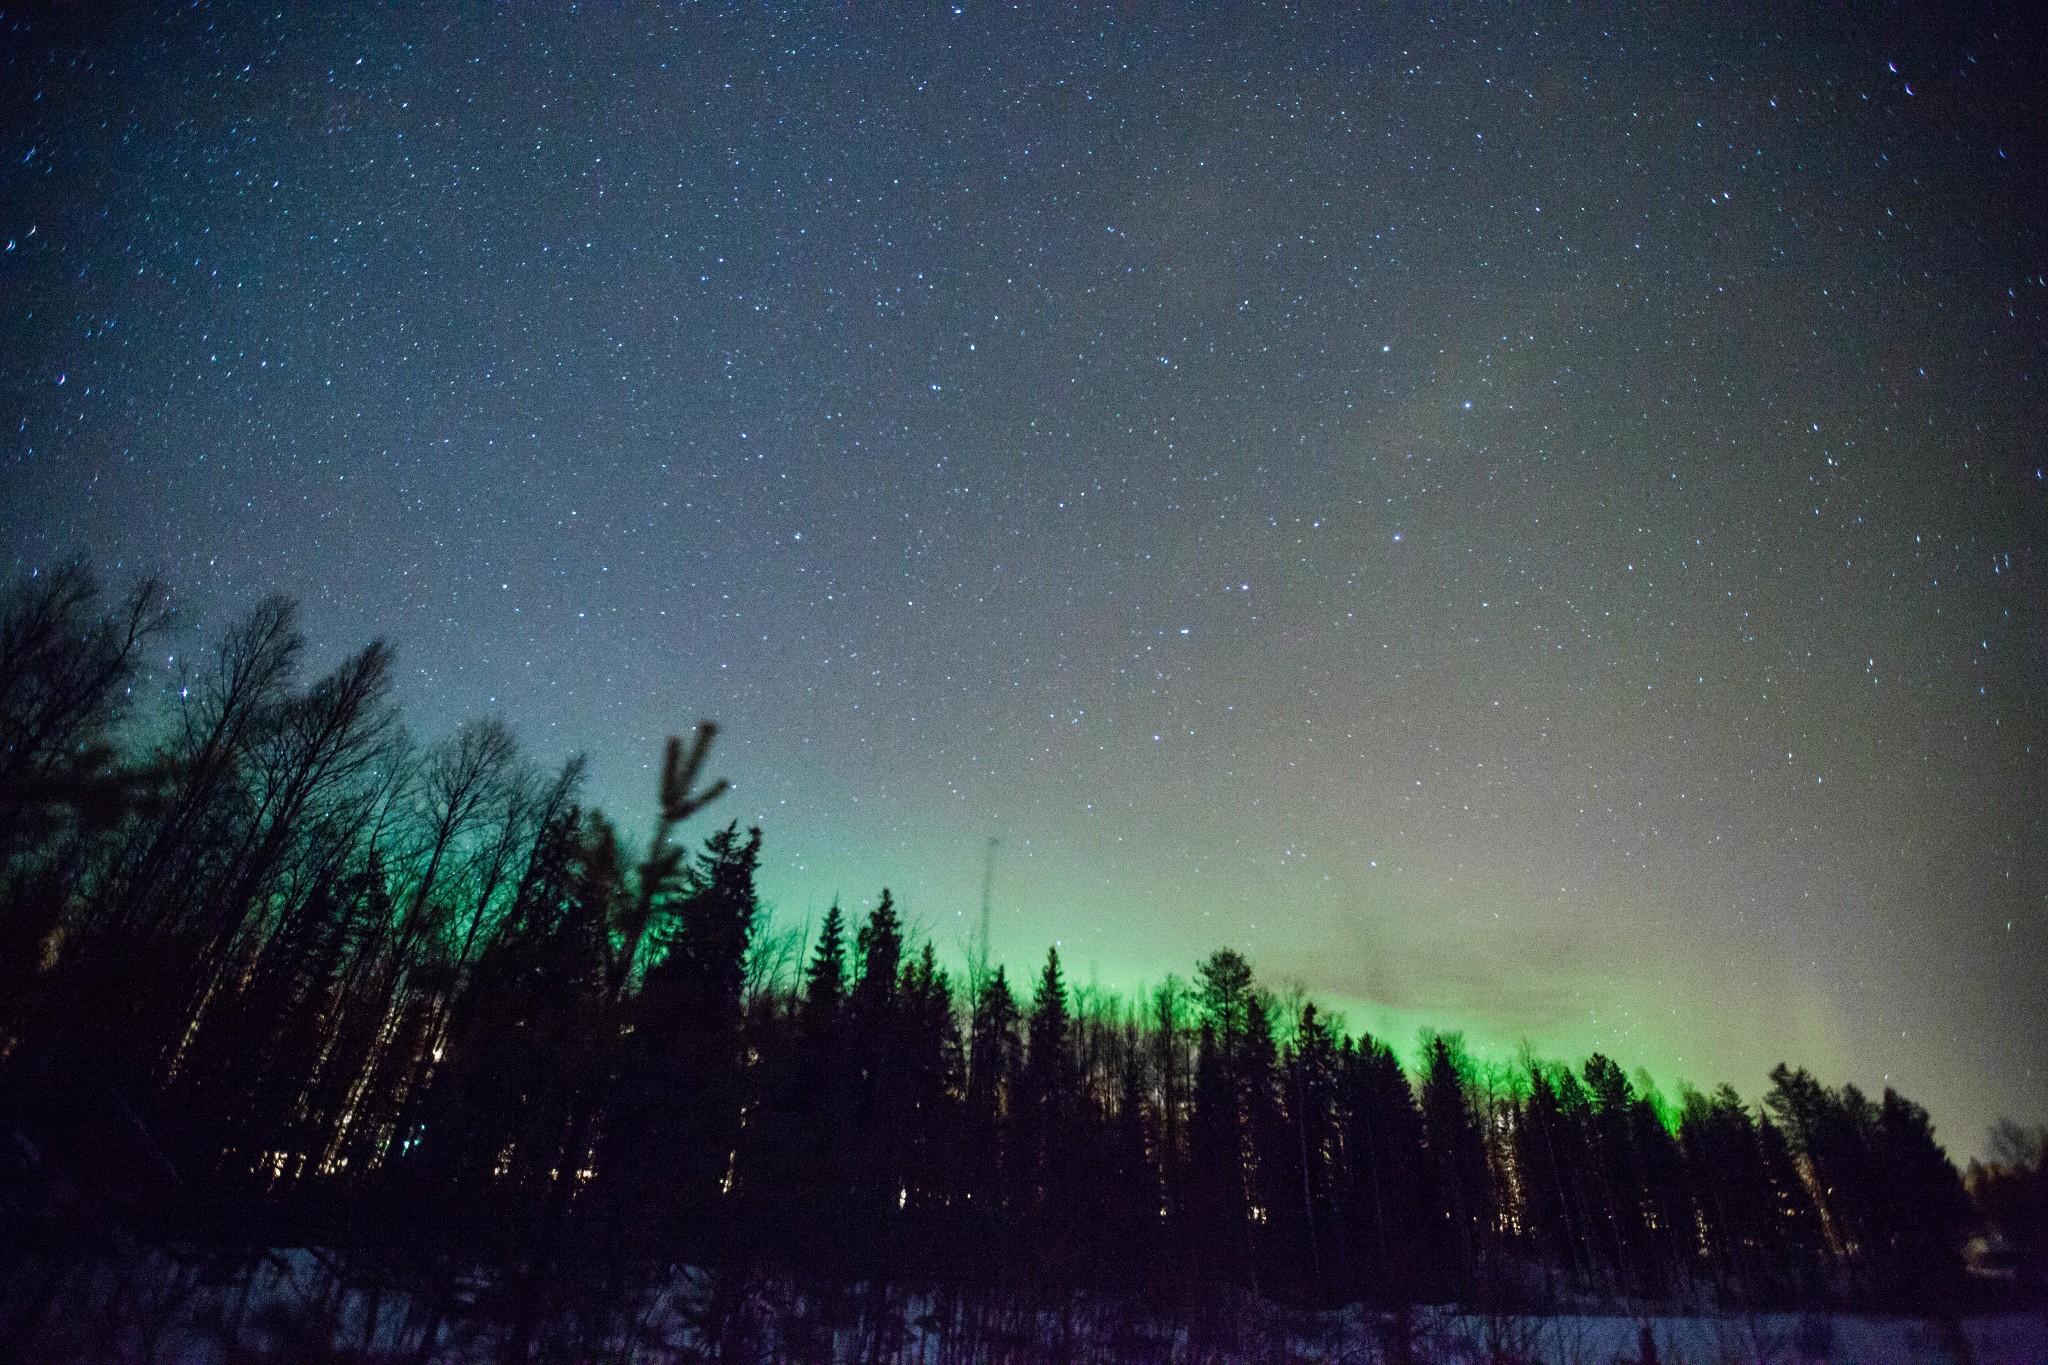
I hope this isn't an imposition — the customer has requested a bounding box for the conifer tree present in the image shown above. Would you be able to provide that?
[1189,1019,1252,1288]
[1517,1064,1591,1292]
[898,941,959,1221]
[1679,1083,1810,1301]
[1103,1018,1160,1290]
[1867,1087,1971,1303]
[1013,946,1077,1287]
[1756,1109,1830,1285]
[624,822,761,1223]
[1187,949,1263,1288]
[588,730,732,1246]
[1765,1064,1875,1267]
[802,901,848,1029]
[1580,1052,1651,1292]
[1419,1034,1489,1296]
[0,574,1996,1326]
[963,964,1021,1229]
[1337,1033,1429,1300]
[853,890,903,1016]
[1282,1002,1342,1303]
[843,891,908,1259]
[1239,991,1289,1296]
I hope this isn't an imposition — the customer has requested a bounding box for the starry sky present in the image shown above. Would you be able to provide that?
[4,6,2044,1157]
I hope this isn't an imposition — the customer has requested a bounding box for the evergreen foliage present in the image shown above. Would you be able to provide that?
[0,570,2001,1323]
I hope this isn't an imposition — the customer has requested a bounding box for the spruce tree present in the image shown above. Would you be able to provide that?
[1419,1034,1489,1296]
[1283,1002,1342,1303]
[802,901,848,1029]
[964,964,1021,1231]
[843,891,907,1262]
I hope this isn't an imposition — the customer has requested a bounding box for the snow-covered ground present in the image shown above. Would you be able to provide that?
[1397,1307,2046,1365]
[5,1247,2045,1362]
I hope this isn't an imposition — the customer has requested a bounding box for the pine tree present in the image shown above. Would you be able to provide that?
[1765,1065,1875,1268]
[843,891,908,1264]
[802,901,848,1030]
[1419,1034,1489,1297]
[1187,949,1263,1291]
[626,821,762,1224]
[1025,947,1072,1122]
[1517,1064,1591,1293]
[1194,948,1253,1044]
[854,890,903,1014]
[1628,1077,1692,1298]
[1282,1002,1343,1303]
[1579,1052,1651,1293]
[897,941,959,1225]
[1148,976,1193,1227]
[1677,1081,1829,1303]
[963,964,1021,1233]
[1867,1087,1970,1305]
[1338,1033,1430,1301]
[1240,991,1289,1297]
[1021,945,1076,1275]
[1189,1019,1249,1288]
[1756,1110,1829,1286]
[0,577,2001,1324]
[1103,1018,1160,1291]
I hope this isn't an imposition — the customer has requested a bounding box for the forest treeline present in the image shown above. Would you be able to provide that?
[1,565,2042,1330]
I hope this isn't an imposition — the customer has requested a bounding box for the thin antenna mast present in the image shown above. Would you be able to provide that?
[977,837,999,984]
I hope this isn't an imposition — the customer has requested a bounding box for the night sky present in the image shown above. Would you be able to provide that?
[4,7,2043,1158]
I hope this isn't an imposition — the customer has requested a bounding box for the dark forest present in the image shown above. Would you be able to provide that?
[2,567,2043,1361]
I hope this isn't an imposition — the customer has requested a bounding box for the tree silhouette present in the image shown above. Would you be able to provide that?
[1337,1030,1430,1303]
[1968,1120,2048,1265]
[1419,1034,1489,1298]
[1022,949,1072,1197]
[0,564,170,842]
[1281,1002,1342,1303]
[0,571,1998,1352]
[608,821,759,1240]
[962,962,1021,1263]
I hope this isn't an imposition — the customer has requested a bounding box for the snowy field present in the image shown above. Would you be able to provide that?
[4,1248,2044,1363]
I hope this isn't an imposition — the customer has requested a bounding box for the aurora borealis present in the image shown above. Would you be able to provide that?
[3,7,2042,1159]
